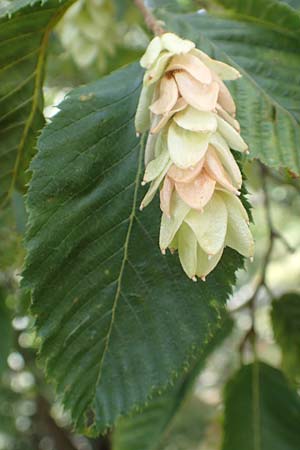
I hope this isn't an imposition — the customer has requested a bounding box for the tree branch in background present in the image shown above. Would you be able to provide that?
[264,165,300,194]
[237,163,296,359]
[134,0,165,35]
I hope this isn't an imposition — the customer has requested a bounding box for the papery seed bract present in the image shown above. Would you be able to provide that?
[185,193,228,255]
[144,51,173,86]
[150,76,178,115]
[167,159,204,184]
[216,116,248,152]
[175,171,216,211]
[221,192,254,257]
[140,36,162,69]
[209,134,242,188]
[204,146,240,195]
[215,76,236,115]
[160,33,195,54]
[135,83,156,134]
[166,53,212,84]
[216,104,240,131]
[150,97,187,134]
[178,222,198,279]
[159,192,190,251]
[160,176,174,218]
[140,160,172,210]
[196,246,223,279]
[168,121,210,169]
[173,106,218,133]
[174,73,219,112]
[191,48,241,81]
[143,146,169,183]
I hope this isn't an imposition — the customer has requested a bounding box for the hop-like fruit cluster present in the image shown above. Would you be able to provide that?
[57,0,147,74]
[135,33,254,281]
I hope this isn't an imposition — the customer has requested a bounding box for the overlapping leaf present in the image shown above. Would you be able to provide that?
[114,317,233,450]
[281,0,300,8]
[215,0,300,36]
[23,63,243,434]
[163,7,300,173]
[222,362,300,450]
[272,293,300,381]
[0,0,73,207]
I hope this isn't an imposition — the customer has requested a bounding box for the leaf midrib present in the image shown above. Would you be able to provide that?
[91,135,144,426]
[252,361,261,450]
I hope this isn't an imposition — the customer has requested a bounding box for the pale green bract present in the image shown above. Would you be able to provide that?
[135,32,253,279]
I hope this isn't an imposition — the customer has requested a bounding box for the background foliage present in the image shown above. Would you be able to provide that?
[0,0,299,449]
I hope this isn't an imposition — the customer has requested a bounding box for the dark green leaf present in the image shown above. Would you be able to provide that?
[222,362,300,450]
[163,10,300,174]
[23,63,243,435]
[271,293,300,381]
[0,0,73,207]
[280,0,300,8]
[214,0,300,36]
[114,316,233,450]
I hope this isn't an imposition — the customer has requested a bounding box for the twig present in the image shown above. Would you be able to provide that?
[237,164,277,359]
[236,163,295,313]
[263,165,300,194]
[134,0,165,35]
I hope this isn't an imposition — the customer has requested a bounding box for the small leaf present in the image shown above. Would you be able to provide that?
[214,0,300,36]
[271,293,300,381]
[222,362,300,450]
[0,0,73,207]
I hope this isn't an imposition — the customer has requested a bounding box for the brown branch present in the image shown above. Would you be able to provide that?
[237,164,277,359]
[235,163,296,321]
[134,0,165,35]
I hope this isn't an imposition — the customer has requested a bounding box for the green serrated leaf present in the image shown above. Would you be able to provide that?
[280,0,300,9]
[214,0,300,36]
[23,62,243,435]
[162,11,300,174]
[271,293,300,381]
[222,362,300,450]
[114,316,233,450]
[0,0,74,208]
